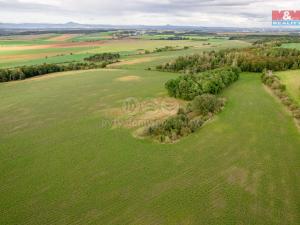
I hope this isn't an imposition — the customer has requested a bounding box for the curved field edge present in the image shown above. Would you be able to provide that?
[276,70,300,104]
[0,70,299,225]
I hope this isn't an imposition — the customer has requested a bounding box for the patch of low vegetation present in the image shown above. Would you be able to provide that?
[146,94,225,143]
[262,70,300,125]
[156,47,300,73]
[144,46,189,54]
[153,46,189,53]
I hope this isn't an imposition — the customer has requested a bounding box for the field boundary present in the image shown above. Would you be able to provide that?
[263,85,300,131]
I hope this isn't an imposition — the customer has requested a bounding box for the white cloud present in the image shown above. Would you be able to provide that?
[18,0,61,6]
[0,0,299,27]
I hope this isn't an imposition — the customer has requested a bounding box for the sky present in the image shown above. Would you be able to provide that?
[0,0,299,27]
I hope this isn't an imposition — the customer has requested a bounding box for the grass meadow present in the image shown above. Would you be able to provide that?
[0,33,300,225]
[1,68,300,224]
[276,70,300,104]
[282,43,300,50]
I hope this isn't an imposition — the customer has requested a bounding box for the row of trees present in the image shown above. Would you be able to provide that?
[0,53,121,83]
[0,62,109,83]
[84,53,120,62]
[146,94,225,142]
[156,47,300,73]
[253,36,300,47]
[165,67,240,100]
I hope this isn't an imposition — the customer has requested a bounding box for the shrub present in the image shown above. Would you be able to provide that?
[282,98,293,107]
[293,109,300,119]
[190,94,223,116]
[289,104,299,111]
[189,117,204,132]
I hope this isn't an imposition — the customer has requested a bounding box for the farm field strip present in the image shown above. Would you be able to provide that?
[0,37,250,69]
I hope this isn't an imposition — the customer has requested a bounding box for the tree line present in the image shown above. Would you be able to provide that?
[84,53,120,62]
[156,47,300,73]
[0,53,120,83]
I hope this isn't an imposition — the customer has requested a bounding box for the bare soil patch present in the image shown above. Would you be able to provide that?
[115,76,141,82]
[106,97,184,130]
[108,57,156,68]
[0,41,104,51]
[48,34,78,42]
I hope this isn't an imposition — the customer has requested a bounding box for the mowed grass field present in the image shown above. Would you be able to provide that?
[1,66,300,225]
[276,70,300,104]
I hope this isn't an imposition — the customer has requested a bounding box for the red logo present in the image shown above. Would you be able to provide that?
[272,10,300,21]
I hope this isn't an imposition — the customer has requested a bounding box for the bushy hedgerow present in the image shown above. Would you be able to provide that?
[262,70,300,123]
[157,47,300,73]
[0,52,122,82]
[84,53,120,62]
[165,67,240,100]
[146,94,224,143]
[0,60,115,83]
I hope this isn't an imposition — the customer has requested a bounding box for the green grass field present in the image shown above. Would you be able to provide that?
[281,43,300,50]
[276,70,300,104]
[1,68,300,224]
[0,33,300,225]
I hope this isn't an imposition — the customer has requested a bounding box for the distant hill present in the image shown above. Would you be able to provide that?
[0,22,299,34]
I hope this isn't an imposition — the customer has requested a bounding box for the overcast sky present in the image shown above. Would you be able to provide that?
[0,0,298,27]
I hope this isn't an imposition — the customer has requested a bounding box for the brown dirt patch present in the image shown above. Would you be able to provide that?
[108,57,156,68]
[0,41,104,51]
[0,45,52,51]
[105,97,185,130]
[115,76,141,82]
[48,34,77,42]
[51,41,104,48]
[0,52,60,61]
